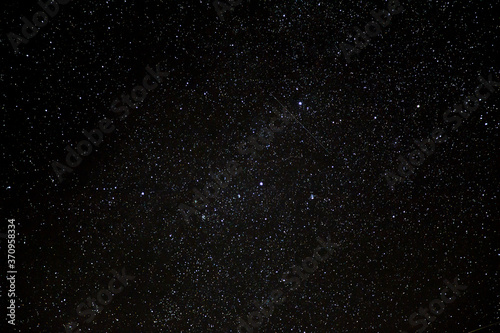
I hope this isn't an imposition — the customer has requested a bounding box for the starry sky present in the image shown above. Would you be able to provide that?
[1,0,499,332]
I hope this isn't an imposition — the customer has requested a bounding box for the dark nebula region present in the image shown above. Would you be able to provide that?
[1,0,499,332]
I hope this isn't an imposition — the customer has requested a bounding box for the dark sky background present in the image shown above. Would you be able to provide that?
[1,0,499,332]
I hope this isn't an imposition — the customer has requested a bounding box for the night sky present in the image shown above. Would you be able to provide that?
[1,0,499,332]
